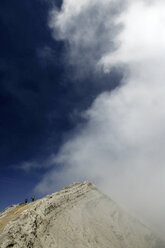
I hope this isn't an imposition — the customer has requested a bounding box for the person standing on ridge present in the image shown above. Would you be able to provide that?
[31,196,35,202]
[25,198,28,204]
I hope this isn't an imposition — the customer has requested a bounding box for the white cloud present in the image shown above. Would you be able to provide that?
[36,0,165,235]
[49,0,126,72]
[100,1,165,72]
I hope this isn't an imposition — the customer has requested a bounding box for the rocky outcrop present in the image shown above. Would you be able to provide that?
[0,181,165,248]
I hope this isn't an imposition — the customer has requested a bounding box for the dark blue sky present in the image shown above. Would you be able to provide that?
[0,0,122,210]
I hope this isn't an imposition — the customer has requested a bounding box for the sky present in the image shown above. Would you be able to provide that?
[1,0,165,235]
[0,0,121,209]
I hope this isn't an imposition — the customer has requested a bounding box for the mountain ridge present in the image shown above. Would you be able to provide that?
[0,181,165,248]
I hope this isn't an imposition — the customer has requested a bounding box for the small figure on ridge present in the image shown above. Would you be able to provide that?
[31,196,35,202]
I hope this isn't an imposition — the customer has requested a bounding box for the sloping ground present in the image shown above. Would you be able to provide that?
[0,203,35,231]
[0,181,165,248]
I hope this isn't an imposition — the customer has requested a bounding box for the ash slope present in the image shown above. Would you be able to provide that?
[0,181,164,248]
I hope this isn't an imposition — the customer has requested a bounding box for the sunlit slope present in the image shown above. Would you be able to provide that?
[0,181,164,248]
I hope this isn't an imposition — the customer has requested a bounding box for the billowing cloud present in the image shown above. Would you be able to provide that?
[48,0,126,72]
[36,0,165,235]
